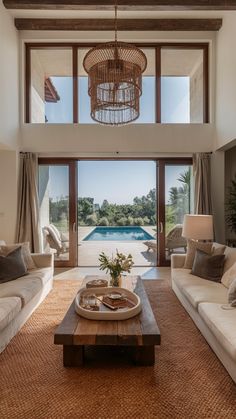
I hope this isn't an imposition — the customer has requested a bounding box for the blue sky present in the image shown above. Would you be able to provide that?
[48,162,191,205]
[45,76,189,124]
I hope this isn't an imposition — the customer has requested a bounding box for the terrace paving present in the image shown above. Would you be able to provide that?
[55,226,157,266]
[77,226,156,266]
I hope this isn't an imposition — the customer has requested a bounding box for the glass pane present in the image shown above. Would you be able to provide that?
[135,48,156,123]
[77,161,157,267]
[78,48,96,123]
[165,165,194,260]
[161,49,204,123]
[39,165,69,262]
[31,49,73,123]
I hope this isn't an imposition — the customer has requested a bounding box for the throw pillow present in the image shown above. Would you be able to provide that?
[0,247,28,284]
[183,239,213,269]
[0,242,36,270]
[212,245,226,256]
[221,261,236,289]
[228,278,236,303]
[191,249,225,282]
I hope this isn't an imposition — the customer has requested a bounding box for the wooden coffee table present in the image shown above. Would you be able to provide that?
[54,276,161,366]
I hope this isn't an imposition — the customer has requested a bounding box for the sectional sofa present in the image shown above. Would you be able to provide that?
[0,251,53,353]
[171,243,236,383]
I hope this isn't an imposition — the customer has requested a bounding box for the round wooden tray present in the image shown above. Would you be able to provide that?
[75,287,141,320]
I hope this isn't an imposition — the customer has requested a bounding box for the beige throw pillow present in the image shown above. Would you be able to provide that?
[211,245,226,256]
[228,278,236,303]
[0,242,36,270]
[221,261,236,289]
[184,239,213,269]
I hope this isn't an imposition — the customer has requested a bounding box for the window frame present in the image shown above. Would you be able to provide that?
[25,42,209,124]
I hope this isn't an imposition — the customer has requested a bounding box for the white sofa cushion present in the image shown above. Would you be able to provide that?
[199,302,236,361]
[172,268,228,308]
[0,277,42,307]
[223,247,236,273]
[0,297,22,332]
[28,268,52,287]
[221,261,236,289]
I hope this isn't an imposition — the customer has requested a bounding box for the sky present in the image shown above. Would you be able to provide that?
[45,76,189,124]
[47,162,191,205]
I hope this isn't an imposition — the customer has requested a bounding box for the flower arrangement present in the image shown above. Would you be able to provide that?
[99,250,134,287]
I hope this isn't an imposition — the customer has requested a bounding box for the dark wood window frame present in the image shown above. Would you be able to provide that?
[26,42,209,124]
[38,156,193,267]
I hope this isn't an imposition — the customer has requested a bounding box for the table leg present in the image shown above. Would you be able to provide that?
[63,345,84,367]
[131,345,155,366]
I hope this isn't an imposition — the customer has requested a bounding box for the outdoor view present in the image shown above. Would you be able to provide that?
[30,46,204,124]
[38,161,193,266]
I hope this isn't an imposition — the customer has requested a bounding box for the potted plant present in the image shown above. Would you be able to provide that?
[99,250,134,287]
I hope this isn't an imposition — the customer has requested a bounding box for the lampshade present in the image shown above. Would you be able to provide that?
[83,1,147,126]
[182,214,214,240]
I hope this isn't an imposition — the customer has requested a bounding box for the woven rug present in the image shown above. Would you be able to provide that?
[0,279,235,419]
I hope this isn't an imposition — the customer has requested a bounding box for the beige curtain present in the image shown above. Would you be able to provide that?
[16,153,41,252]
[193,153,212,215]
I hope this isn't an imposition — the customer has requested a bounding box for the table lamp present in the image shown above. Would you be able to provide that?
[182,214,214,241]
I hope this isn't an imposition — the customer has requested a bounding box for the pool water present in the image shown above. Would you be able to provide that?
[83,226,155,241]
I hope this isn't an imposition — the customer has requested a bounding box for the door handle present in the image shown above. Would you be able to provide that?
[159,222,163,234]
[72,222,77,233]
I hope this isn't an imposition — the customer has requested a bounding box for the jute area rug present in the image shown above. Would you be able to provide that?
[0,278,235,419]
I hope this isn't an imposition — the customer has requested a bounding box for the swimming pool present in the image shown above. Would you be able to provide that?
[83,226,155,241]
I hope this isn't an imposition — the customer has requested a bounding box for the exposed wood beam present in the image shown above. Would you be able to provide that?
[15,18,222,31]
[3,0,236,11]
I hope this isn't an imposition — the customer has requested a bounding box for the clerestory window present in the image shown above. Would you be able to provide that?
[25,43,208,124]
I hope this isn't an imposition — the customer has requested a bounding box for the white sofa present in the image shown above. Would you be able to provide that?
[171,243,236,383]
[0,252,54,353]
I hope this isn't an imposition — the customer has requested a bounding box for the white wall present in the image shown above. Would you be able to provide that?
[22,123,214,154]
[0,2,20,242]
[0,151,18,243]
[0,1,19,150]
[215,12,236,150]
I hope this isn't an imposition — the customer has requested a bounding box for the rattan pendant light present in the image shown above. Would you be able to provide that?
[83,1,147,126]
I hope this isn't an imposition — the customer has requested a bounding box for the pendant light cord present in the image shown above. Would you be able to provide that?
[115,0,118,42]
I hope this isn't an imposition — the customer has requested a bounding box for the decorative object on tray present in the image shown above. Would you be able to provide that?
[98,250,134,287]
[75,286,141,320]
[86,279,108,288]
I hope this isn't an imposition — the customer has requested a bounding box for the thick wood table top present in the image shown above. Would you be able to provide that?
[54,276,161,347]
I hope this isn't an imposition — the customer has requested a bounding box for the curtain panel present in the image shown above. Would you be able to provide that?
[193,153,212,215]
[16,152,41,252]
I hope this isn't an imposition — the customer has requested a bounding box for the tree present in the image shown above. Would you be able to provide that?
[78,197,94,225]
[86,213,97,226]
[117,217,127,226]
[98,217,109,226]
[168,169,192,225]
[134,217,144,226]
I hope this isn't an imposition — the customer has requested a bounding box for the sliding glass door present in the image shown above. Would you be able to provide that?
[157,160,193,265]
[38,158,193,268]
[77,160,157,267]
[38,160,77,267]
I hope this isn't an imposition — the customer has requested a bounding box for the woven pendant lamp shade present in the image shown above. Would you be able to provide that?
[83,41,147,126]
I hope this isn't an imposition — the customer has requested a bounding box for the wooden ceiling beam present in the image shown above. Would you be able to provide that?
[14,18,222,31]
[3,0,236,11]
